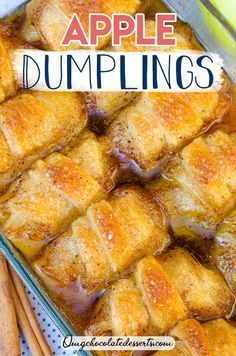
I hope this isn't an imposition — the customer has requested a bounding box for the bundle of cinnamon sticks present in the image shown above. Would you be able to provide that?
[0,253,51,356]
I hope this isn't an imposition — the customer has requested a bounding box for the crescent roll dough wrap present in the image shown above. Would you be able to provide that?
[202,319,236,356]
[85,248,234,336]
[21,0,144,50]
[165,319,212,356]
[108,80,231,175]
[0,130,117,259]
[0,91,87,192]
[86,20,196,120]
[211,207,236,295]
[148,130,236,239]
[157,318,236,356]
[33,184,170,291]
[0,21,32,103]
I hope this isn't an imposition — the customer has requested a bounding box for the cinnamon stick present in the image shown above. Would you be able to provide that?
[9,275,44,356]
[9,265,52,356]
[0,253,20,356]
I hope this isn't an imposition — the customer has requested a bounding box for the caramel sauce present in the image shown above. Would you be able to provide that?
[45,281,103,333]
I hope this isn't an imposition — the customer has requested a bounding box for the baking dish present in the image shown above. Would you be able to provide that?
[0,0,235,348]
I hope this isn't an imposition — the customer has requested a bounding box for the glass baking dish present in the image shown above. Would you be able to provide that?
[0,0,235,349]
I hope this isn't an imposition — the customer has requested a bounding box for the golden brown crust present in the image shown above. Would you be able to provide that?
[0,130,117,260]
[134,255,187,334]
[148,130,236,239]
[85,249,234,336]
[158,248,234,320]
[113,20,196,53]
[32,230,81,284]
[85,19,197,122]
[44,154,102,210]
[30,0,142,50]
[0,21,32,102]
[157,319,236,355]
[33,229,82,285]
[170,319,212,356]
[202,319,236,355]
[0,91,87,192]
[34,184,169,290]
[109,278,150,336]
[0,131,12,174]
[85,92,137,123]
[109,82,231,174]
